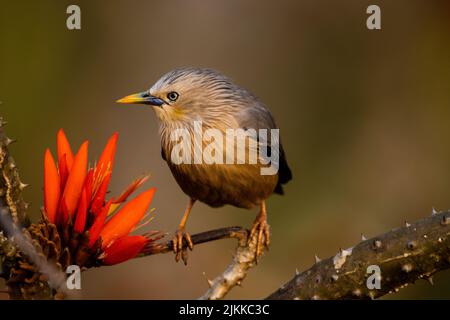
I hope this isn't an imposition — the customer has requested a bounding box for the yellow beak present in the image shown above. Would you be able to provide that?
[116,92,165,106]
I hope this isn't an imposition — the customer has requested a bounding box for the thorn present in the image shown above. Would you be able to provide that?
[441,215,450,225]
[202,272,213,288]
[352,289,362,297]
[236,280,242,287]
[373,240,382,249]
[331,274,339,282]
[339,248,344,254]
[19,182,29,190]
[295,268,300,275]
[407,240,417,250]
[361,233,367,241]
[4,137,16,146]
[23,202,30,210]
[427,276,434,286]
[432,207,438,216]
[404,221,411,228]
[402,263,413,273]
[8,162,16,170]
[314,254,321,263]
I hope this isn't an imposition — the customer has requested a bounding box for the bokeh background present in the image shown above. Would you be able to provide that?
[1,0,450,299]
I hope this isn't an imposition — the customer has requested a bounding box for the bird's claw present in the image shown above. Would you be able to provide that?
[172,228,193,265]
[249,216,270,263]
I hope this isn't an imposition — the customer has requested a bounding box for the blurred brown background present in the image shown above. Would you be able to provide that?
[1,0,450,299]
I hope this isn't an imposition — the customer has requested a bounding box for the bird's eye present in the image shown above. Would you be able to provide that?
[167,91,179,102]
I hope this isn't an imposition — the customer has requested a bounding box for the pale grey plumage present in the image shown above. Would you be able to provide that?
[118,67,292,263]
[148,67,291,208]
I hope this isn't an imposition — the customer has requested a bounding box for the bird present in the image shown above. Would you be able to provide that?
[117,67,292,264]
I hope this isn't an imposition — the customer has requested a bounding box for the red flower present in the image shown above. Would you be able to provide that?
[44,149,60,223]
[44,129,157,265]
[101,235,148,265]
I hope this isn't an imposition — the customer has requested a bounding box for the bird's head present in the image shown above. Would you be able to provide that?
[117,68,248,126]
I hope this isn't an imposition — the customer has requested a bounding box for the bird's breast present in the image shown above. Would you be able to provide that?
[167,162,277,209]
[159,121,279,208]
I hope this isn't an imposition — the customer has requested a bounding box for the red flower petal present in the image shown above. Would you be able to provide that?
[102,235,147,265]
[57,129,74,171]
[60,141,88,219]
[59,154,69,190]
[58,199,70,226]
[44,149,60,223]
[90,172,111,216]
[113,175,149,204]
[84,168,94,203]
[88,200,112,247]
[74,188,88,233]
[94,132,118,185]
[99,188,155,247]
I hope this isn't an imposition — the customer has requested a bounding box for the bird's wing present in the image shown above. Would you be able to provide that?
[235,103,292,194]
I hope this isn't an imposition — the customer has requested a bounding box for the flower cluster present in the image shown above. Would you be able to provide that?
[44,129,158,265]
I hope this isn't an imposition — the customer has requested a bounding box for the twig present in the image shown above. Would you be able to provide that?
[142,225,263,300]
[0,117,30,228]
[0,118,56,299]
[0,206,67,295]
[198,227,263,300]
[266,210,450,300]
[141,226,246,256]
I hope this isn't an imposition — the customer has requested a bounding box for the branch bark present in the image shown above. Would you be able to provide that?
[197,228,262,300]
[0,118,62,299]
[266,210,450,300]
[0,117,30,229]
[141,226,246,256]
[142,226,261,300]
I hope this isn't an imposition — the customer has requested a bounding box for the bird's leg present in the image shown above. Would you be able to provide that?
[173,198,195,264]
[249,200,270,261]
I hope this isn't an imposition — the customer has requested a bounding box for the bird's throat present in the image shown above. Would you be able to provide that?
[153,105,187,123]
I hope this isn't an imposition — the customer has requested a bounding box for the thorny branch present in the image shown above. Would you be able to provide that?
[1,114,450,300]
[198,227,263,300]
[266,210,450,300]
